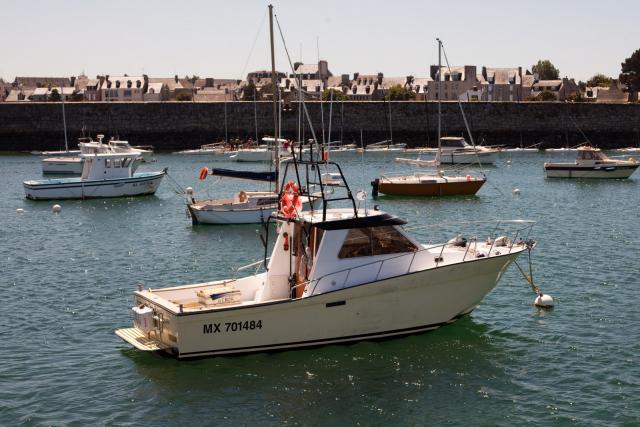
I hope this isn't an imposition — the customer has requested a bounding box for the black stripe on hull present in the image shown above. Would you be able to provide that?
[544,165,639,171]
[24,173,164,191]
[177,314,467,358]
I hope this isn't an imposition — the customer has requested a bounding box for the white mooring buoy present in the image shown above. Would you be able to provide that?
[513,188,520,195]
[534,293,554,308]
[16,208,25,214]
[52,204,62,213]
[507,160,512,165]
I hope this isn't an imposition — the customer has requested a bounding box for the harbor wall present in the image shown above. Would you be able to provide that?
[1,101,639,151]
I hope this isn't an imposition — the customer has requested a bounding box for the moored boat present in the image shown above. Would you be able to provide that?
[25,151,166,200]
[116,158,534,358]
[373,39,486,197]
[544,145,639,179]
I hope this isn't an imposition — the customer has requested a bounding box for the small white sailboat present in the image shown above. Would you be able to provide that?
[174,142,231,156]
[25,151,166,200]
[364,140,407,153]
[41,98,82,173]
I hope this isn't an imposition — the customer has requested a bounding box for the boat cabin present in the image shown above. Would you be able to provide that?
[439,137,470,149]
[265,208,423,299]
[575,147,608,164]
[80,152,141,180]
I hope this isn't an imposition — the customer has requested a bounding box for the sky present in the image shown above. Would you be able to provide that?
[1,0,639,83]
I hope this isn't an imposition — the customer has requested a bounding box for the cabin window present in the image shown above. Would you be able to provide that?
[105,159,111,168]
[338,226,417,259]
[113,159,121,168]
[122,158,131,168]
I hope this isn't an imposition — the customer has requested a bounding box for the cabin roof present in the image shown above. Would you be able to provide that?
[297,209,406,230]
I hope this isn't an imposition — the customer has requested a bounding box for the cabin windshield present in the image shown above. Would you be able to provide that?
[440,138,466,148]
[338,226,418,259]
[578,150,604,161]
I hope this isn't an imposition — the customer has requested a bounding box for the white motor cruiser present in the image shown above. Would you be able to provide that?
[25,150,165,200]
[116,154,536,358]
[108,137,153,162]
[544,145,639,179]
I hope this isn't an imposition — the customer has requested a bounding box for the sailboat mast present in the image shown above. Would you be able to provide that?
[269,4,280,193]
[61,91,69,152]
[436,38,442,170]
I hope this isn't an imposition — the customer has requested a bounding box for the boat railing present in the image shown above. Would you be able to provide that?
[305,220,535,297]
[233,257,270,278]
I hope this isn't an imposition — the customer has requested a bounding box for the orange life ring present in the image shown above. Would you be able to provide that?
[198,167,208,180]
[283,180,299,195]
[279,181,301,218]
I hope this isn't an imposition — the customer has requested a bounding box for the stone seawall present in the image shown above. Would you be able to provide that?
[1,101,639,151]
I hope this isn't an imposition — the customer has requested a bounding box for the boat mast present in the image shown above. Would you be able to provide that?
[61,89,69,152]
[436,38,442,172]
[269,4,280,193]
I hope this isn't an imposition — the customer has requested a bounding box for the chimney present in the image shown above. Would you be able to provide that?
[174,75,179,83]
[353,72,359,81]
[341,74,349,86]
[205,78,214,87]
[377,72,383,85]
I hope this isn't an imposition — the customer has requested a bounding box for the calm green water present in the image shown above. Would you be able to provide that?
[1,151,639,426]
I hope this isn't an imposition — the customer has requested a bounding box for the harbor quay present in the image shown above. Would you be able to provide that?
[1,101,640,151]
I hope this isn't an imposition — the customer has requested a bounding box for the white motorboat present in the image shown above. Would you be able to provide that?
[41,157,84,174]
[544,145,639,179]
[108,137,153,162]
[25,151,165,200]
[116,156,535,358]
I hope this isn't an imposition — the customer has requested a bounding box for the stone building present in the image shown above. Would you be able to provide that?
[101,75,147,101]
[480,67,524,101]
[530,78,580,101]
[0,79,10,102]
[427,65,479,101]
[148,77,192,100]
[595,80,630,103]
[291,60,332,83]
[13,76,72,89]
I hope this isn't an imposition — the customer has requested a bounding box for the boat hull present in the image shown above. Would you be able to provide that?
[188,198,320,225]
[41,157,84,174]
[377,179,485,196]
[188,204,276,224]
[544,164,639,179]
[119,251,520,358]
[23,171,166,200]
